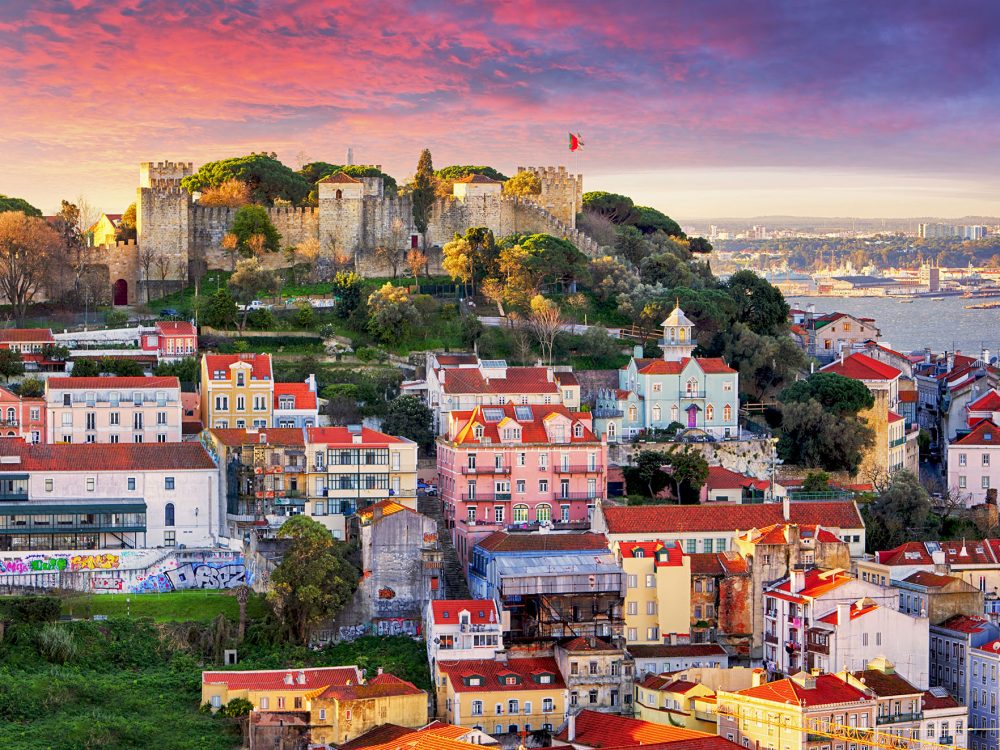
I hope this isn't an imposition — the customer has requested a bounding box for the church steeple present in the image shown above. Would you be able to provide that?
[660,303,696,361]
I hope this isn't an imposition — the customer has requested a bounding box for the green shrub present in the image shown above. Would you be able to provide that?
[0,595,60,624]
[36,624,77,664]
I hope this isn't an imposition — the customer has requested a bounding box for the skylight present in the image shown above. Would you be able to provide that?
[482,408,505,422]
[514,406,533,422]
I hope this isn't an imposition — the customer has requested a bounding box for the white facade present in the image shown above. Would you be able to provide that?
[45,378,182,444]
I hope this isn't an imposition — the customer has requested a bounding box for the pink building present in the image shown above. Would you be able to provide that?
[141,321,198,362]
[436,403,607,568]
[0,386,45,443]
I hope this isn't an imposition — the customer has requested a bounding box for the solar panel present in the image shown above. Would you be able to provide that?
[480,359,508,369]
[482,408,505,422]
[514,406,533,422]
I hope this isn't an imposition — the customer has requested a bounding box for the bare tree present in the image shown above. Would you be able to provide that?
[528,295,563,366]
[406,248,427,288]
[153,254,174,299]
[0,212,60,324]
[137,244,156,303]
[286,237,321,284]
[508,313,536,365]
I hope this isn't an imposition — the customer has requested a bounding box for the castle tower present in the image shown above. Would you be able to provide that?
[136,161,194,293]
[317,172,365,259]
[660,304,696,362]
[516,166,583,228]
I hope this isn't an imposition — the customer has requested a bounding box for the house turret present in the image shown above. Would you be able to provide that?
[660,304,696,362]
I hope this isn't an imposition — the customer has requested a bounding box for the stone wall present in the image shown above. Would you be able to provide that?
[610,437,775,478]
[518,166,583,228]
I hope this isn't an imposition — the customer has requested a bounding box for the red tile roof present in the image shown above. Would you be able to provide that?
[476,531,609,553]
[438,657,564,693]
[155,321,197,336]
[204,353,272,380]
[850,669,920,697]
[48,376,180,390]
[202,666,361,691]
[434,354,479,366]
[627,644,727,659]
[688,551,749,576]
[902,571,964,588]
[317,171,361,183]
[936,614,993,634]
[741,523,842,545]
[887,411,904,424]
[554,371,580,386]
[899,390,918,403]
[311,673,424,700]
[817,602,879,625]
[953,419,999,447]
[560,636,618,652]
[210,427,305,447]
[449,403,598,445]
[602,739,742,750]
[555,709,710,747]
[877,539,1000,566]
[601,501,862,535]
[454,173,501,184]
[0,439,216,471]
[306,426,406,445]
[619,541,684,565]
[768,569,852,603]
[336,724,413,750]
[734,674,870,707]
[969,390,1000,412]
[430,600,499,625]
[975,639,1000,655]
[821,353,901,381]
[706,466,769,491]
[639,674,701,693]
[443,366,558,395]
[0,328,55,343]
[274,382,318,411]
[181,392,201,419]
[921,690,961,710]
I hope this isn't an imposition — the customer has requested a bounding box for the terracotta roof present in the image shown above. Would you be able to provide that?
[936,614,993,634]
[969,390,1000,412]
[887,411,904,424]
[850,669,920,697]
[306,426,407,446]
[603,739,742,750]
[817,602,879,625]
[627,644,727,659]
[434,354,479,366]
[741,523,843,546]
[554,371,580,386]
[274,382,318,411]
[734,673,870,708]
[953,419,999,447]
[555,709,710,747]
[0,439,216,471]
[336,724,413,750]
[310,672,423,701]
[768,569,853,603]
[202,666,361,691]
[560,636,618,652]
[209,427,305,447]
[357,500,417,522]
[975,639,1000,655]
[639,674,700,693]
[47,376,179,390]
[0,328,54,343]
[430,600,499,625]
[821,353,901,381]
[443,366,558,395]
[454,173,501,184]
[317,171,361,183]
[155,321,197,336]
[877,539,1000,567]
[476,531,608,553]
[204,353,272,380]
[921,690,961,710]
[706,466,769,491]
[902,571,964,588]
[619,540,685,565]
[899,390,918,403]
[417,723,476,740]
[438,656,564,693]
[688,551,749,576]
[601,501,862,535]
[449,403,598,445]
[181,392,201,418]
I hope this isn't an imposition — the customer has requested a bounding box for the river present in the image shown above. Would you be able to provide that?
[787,295,1000,357]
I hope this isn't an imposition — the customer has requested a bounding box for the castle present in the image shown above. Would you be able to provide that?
[101,161,597,305]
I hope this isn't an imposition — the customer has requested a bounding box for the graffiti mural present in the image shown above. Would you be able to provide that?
[165,563,248,590]
[377,587,396,599]
[91,578,124,591]
[0,552,121,575]
[335,619,421,642]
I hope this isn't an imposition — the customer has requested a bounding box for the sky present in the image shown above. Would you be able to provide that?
[1,0,999,220]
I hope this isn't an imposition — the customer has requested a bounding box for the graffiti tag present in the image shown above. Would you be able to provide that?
[165,563,247,590]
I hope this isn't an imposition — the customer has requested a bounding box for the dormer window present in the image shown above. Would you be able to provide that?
[237,372,245,387]
[573,424,583,438]
[474,425,484,439]
[537,674,552,684]
[633,548,644,558]
[466,676,482,686]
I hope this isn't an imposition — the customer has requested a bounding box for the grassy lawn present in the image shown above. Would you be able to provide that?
[60,590,269,623]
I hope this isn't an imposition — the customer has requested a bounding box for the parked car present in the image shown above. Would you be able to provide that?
[244,300,273,311]
[159,308,180,318]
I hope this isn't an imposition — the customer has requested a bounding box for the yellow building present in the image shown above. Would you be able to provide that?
[304,426,419,540]
[437,656,567,734]
[200,667,427,746]
[633,673,715,732]
[200,353,274,429]
[617,541,691,645]
[88,212,122,246]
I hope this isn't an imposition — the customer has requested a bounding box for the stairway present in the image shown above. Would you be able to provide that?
[418,493,470,600]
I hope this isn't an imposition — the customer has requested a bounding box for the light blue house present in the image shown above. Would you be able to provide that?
[969,637,1000,750]
[594,306,739,441]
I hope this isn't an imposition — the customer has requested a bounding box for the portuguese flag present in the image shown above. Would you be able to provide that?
[569,132,584,151]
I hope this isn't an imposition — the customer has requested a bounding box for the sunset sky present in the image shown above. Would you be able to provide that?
[1,0,998,219]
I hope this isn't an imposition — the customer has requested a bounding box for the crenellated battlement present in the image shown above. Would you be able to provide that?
[139,161,194,189]
[143,180,190,194]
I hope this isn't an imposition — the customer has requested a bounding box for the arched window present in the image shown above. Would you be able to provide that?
[573,423,583,438]
[607,422,617,438]
[652,405,661,422]
[508,699,519,715]
[679,327,687,342]
[512,504,529,523]
[706,404,715,421]
[5,407,14,422]
[164,502,175,527]
[670,405,678,422]
[723,404,732,421]
[628,405,637,422]
[335,189,343,200]
[686,378,699,396]
[535,504,551,523]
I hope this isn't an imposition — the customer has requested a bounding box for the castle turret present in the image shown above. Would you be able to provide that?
[317,171,364,259]
[515,166,583,228]
[136,161,194,294]
[660,304,696,361]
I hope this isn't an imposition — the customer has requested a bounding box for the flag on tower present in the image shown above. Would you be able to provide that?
[569,132,584,151]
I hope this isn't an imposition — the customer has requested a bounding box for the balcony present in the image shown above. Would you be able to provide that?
[460,493,512,502]
[764,632,779,645]
[461,465,512,475]
[0,418,19,427]
[806,734,828,744]
[681,390,707,399]
[876,712,923,725]
[806,639,829,655]
[765,608,778,618]
[556,492,604,502]
[555,465,604,474]
[889,437,906,448]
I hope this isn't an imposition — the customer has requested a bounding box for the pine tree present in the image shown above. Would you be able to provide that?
[411,149,435,251]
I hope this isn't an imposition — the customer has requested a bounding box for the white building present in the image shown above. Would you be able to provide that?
[424,599,504,710]
[0,439,222,550]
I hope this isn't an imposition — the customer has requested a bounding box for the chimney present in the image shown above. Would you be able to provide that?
[633,345,644,359]
[284,673,294,685]
[786,524,800,549]
[568,711,577,742]
[791,569,806,593]
[782,496,790,521]
[837,602,851,627]
[751,668,767,687]
[924,348,932,365]
[297,670,306,685]
[947,352,955,372]
[306,373,318,393]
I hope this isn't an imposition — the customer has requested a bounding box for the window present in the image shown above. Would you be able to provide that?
[536,504,551,522]
[589,689,598,704]
[157,411,167,425]
[165,477,175,490]
[164,530,176,547]
[494,506,504,523]
[960,476,967,489]
[628,628,637,641]
[513,504,528,523]
[211,695,222,708]
[647,626,659,640]
[984,476,992,490]
[627,601,637,615]
[652,405,661,422]
[627,574,637,589]
[133,412,143,430]
[215,395,228,411]
[472,701,484,716]
[276,697,285,709]
[723,404,732,421]
[960,453,968,466]
[652,383,662,393]
[29,407,39,421]
[539,479,548,493]
[646,574,655,587]
[294,697,302,709]
[628,405,637,421]
[686,539,696,553]
[543,698,554,713]
[165,503,175,526]
[508,699,519,715]
[86,478,95,492]
[646,601,657,615]
[319,708,327,721]
[516,480,525,494]
[86,412,96,430]
[985,454,992,467]
[706,404,715,420]
[110,411,120,426]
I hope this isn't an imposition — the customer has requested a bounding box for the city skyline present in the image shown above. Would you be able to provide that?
[2,0,999,218]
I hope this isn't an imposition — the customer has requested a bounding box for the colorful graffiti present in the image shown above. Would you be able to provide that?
[336,618,421,641]
[166,563,248,590]
[0,552,120,575]
[91,578,124,591]
[377,587,396,599]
